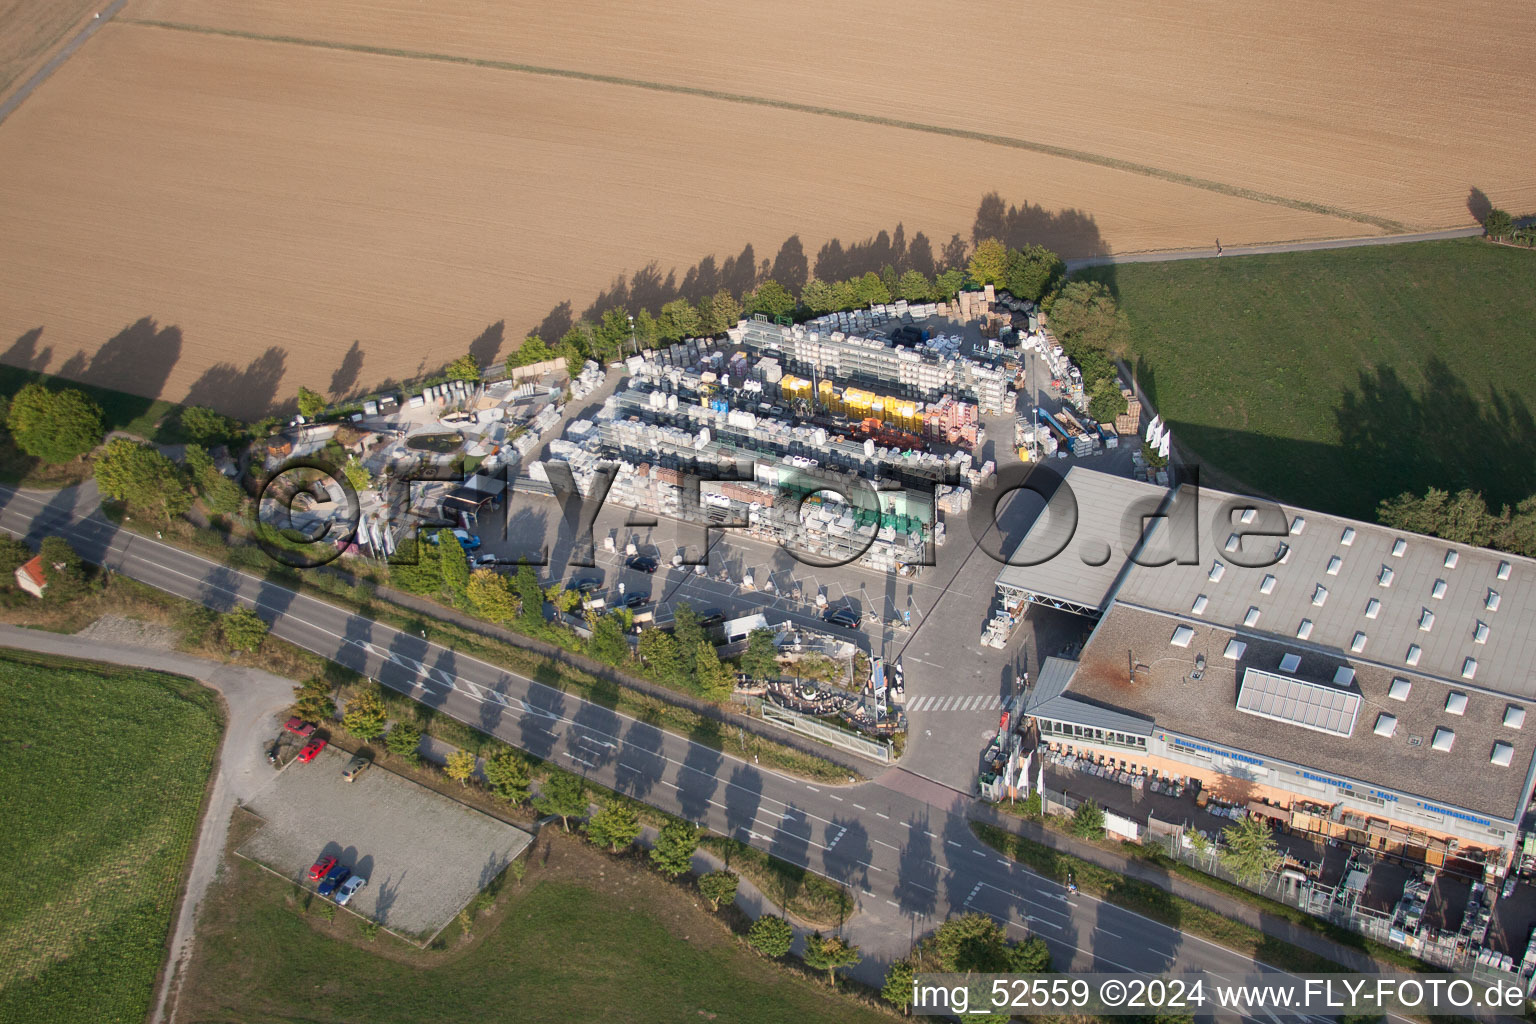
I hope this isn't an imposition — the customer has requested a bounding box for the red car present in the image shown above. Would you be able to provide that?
[297,737,327,763]
[284,717,316,737]
[308,855,336,881]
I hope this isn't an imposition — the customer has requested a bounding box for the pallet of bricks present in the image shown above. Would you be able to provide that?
[1115,389,1142,436]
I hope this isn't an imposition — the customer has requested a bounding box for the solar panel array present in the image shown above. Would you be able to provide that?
[1236,667,1360,737]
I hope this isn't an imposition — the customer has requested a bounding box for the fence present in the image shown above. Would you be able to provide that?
[752,698,892,763]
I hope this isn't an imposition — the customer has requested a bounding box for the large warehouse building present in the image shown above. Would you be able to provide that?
[1002,466,1536,874]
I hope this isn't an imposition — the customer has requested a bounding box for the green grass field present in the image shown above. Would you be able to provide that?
[0,650,222,1024]
[1081,238,1536,518]
[179,837,890,1024]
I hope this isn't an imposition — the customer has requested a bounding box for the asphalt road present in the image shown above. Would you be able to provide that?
[0,481,1377,1005]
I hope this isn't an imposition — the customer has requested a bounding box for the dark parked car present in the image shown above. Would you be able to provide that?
[626,555,658,574]
[696,609,727,628]
[823,607,861,629]
[317,866,351,898]
[624,592,651,609]
[571,576,603,594]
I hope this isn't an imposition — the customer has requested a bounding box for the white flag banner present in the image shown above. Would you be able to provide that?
[1158,431,1172,459]
[1145,414,1161,443]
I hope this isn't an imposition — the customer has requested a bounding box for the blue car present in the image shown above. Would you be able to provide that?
[317,865,351,898]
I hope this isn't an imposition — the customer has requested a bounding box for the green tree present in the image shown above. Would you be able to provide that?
[882,958,915,1012]
[633,309,661,349]
[802,932,861,986]
[746,915,793,958]
[342,686,388,740]
[178,405,238,445]
[388,537,443,595]
[1070,799,1106,839]
[693,641,734,702]
[1009,935,1052,972]
[879,264,900,300]
[37,536,88,604]
[482,749,532,804]
[966,237,1009,286]
[444,748,478,786]
[5,383,104,464]
[0,535,32,579]
[291,677,336,723]
[183,445,244,517]
[467,568,518,624]
[698,289,743,335]
[1484,208,1513,239]
[1020,791,1043,819]
[385,721,422,764]
[515,559,546,627]
[1220,815,1282,885]
[508,334,553,369]
[445,353,481,381]
[534,771,589,831]
[1044,279,1129,360]
[697,870,738,910]
[588,614,630,665]
[1088,378,1129,423]
[897,269,934,301]
[436,528,470,605]
[558,323,593,365]
[649,819,699,878]
[585,799,642,853]
[545,582,580,616]
[593,307,632,360]
[295,386,326,419]
[637,627,683,686]
[744,280,797,320]
[799,277,838,316]
[341,456,372,493]
[219,607,268,652]
[934,268,966,300]
[657,298,702,341]
[94,438,193,520]
[851,271,890,307]
[1003,244,1065,302]
[739,627,779,680]
[931,912,1011,972]
[829,279,858,311]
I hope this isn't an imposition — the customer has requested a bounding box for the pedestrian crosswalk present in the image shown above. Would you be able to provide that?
[903,693,1008,713]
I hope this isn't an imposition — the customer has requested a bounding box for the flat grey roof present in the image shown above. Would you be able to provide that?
[1113,484,1536,699]
[995,466,1170,613]
[1065,603,1535,821]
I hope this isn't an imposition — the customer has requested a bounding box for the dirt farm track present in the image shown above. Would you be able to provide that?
[0,0,1532,417]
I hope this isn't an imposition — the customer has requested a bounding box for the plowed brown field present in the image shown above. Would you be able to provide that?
[0,22,1369,417]
[129,0,1536,234]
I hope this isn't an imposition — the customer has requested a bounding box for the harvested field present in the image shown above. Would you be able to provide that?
[0,22,1363,418]
[128,0,1536,233]
[0,0,99,101]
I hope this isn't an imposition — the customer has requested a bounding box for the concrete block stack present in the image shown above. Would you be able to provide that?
[1115,390,1143,436]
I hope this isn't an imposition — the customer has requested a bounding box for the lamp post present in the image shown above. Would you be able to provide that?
[628,314,637,357]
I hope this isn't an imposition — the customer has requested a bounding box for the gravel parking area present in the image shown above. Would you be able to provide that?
[238,744,531,939]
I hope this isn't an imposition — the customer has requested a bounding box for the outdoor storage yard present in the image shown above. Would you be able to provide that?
[238,744,532,940]
[3,0,1532,417]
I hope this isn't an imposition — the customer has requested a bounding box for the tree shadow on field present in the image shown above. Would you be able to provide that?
[1467,186,1492,226]
[328,340,366,399]
[0,328,52,372]
[1334,355,1536,510]
[543,191,1107,339]
[467,320,504,369]
[182,345,290,421]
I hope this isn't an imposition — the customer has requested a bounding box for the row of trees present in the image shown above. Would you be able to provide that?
[504,238,1068,375]
[1042,279,1131,423]
[1378,486,1536,558]
[881,911,1052,1015]
[93,437,244,522]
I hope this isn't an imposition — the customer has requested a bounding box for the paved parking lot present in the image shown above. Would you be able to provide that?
[239,744,532,938]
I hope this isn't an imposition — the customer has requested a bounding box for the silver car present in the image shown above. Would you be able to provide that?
[336,874,368,906]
